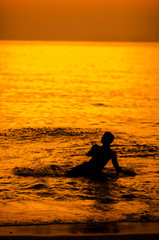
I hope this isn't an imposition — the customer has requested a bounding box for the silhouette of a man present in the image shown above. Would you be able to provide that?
[68,132,122,176]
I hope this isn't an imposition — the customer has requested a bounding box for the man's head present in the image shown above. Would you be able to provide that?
[101,132,114,145]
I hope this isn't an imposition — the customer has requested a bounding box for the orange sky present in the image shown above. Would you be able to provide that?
[0,0,159,41]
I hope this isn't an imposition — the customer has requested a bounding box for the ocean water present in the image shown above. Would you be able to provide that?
[0,41,158,225]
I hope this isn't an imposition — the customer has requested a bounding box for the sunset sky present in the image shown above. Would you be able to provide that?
[0,0,159,41]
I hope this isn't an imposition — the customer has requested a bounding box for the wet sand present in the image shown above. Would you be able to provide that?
[0,222,159,239]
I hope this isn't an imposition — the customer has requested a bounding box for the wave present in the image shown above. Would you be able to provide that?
[12,165,136,179]
[12,165,63,177]
[1,215,159,227]
[115,144,158,158]
[1,127,158,160]
[0,127,101,141]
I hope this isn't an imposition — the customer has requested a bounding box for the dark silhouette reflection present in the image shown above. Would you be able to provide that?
[67,132,122,177]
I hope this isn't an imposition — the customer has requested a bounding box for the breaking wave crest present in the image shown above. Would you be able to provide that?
[12,164,136,178]
[12,164,63,177]
[0,127,158,159]
[0,127,100,141]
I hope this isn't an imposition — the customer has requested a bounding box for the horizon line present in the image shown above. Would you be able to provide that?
[0,39,159,43]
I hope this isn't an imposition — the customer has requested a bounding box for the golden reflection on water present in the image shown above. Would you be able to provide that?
[0,41,159,137]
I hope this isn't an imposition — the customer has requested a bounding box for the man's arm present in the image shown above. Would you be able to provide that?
[112,152,122,173]
[86,145,98,157]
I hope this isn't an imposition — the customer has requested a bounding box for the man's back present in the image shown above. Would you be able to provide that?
[87,144,114,172]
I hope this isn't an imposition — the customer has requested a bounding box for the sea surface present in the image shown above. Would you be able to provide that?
[0,41,158,225]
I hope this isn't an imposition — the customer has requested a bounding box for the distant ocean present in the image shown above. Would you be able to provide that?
[0,41,158,225]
